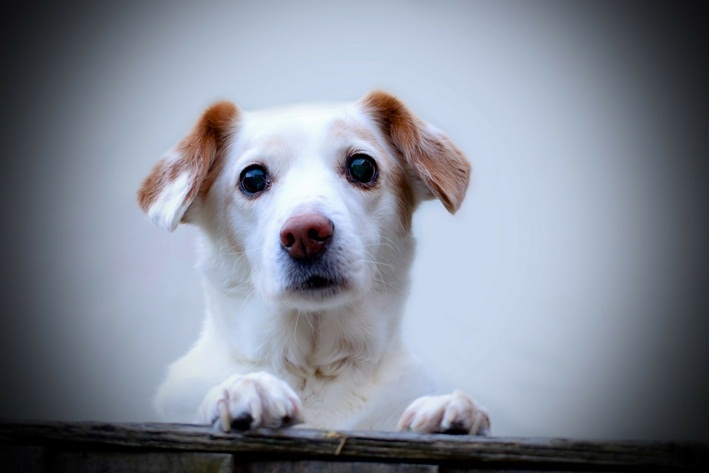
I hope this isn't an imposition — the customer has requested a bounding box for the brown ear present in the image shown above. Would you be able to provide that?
[360,90,471,213]
[137,101,238,231]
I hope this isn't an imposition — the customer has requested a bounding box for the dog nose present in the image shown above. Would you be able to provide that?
[280,214,334,261]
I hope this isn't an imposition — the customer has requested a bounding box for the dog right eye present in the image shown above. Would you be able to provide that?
[239,165,269,195]
[346,154,378,185]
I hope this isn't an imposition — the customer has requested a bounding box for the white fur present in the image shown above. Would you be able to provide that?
[147,172,192,232]
[147,98,489,434]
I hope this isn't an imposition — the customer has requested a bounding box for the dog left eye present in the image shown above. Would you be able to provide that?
[347,154,378,184]
[240,165,269,194]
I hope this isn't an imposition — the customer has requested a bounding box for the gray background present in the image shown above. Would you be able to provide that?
[1,0,707,441]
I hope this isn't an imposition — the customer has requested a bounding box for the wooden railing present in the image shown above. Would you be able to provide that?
[1,421,707,472]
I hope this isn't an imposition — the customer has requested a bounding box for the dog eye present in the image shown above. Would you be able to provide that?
[239,165,269,194]
[347,154,377,184]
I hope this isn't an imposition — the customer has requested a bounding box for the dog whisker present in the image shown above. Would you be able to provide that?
[223,278,253,297]
[237,287,257,313]
[362,259,396,270]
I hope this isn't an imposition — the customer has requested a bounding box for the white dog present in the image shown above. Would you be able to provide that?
[138,90,490,435]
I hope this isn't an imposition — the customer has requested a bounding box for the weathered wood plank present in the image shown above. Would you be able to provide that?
[0,445,44,473]
[239,461,437,473]
[48,451,234,473]
[0,420,707,471]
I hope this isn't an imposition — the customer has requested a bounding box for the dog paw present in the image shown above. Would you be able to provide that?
[397,390,490,435]
[197,372,303,432]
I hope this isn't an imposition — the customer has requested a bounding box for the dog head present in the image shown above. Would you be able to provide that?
[138,91,470,311]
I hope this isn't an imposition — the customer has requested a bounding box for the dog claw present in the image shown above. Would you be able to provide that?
[217,399,231,432]
[231,413,254,431]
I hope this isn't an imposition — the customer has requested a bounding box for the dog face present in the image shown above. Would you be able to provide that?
[226,104,402,310]
[138,91,470,311]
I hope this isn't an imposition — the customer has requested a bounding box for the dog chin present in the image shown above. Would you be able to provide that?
[275,277,361,311]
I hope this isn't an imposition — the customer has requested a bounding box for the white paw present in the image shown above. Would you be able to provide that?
[197,372,303,432]
[397,390,490,435]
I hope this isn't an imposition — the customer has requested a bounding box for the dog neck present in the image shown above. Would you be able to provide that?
[201,280,409,379]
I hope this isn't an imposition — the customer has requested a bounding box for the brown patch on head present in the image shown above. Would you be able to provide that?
[390,163,417,232]
[360,90,471,214]
[137,101,238,229]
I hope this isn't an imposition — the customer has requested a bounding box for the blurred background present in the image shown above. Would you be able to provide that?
[1,0,707,441]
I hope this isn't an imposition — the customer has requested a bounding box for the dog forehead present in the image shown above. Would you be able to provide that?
[239,101,373,146]
[246,103,342,132]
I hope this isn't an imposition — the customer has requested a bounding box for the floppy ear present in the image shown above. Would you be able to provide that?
[137,101,238,231]
[360,90,471,213]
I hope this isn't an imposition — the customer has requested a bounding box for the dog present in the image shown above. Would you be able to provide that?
[137,90,490,435]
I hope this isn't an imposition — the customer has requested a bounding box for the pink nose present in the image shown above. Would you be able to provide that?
[280,214,334,261]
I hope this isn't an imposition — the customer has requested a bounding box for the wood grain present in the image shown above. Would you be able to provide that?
[1,421,706,472]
